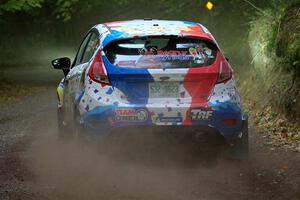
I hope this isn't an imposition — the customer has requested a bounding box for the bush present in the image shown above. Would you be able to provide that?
[246,2,300,121]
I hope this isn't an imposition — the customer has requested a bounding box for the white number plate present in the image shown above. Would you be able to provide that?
[149,82,179,98]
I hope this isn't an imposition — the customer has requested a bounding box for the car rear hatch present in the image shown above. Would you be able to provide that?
[102,36,220,105]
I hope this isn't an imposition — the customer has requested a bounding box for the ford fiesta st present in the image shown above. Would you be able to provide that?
[52,19,248,158]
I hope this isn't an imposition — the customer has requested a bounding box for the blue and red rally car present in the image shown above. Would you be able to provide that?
[52,19,248,158]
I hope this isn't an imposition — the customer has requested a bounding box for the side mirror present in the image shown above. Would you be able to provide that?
[52,57,71,70]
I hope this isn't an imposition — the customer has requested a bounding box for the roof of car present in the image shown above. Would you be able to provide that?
[95,19,216,47]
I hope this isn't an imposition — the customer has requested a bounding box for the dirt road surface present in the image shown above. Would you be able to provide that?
[1,87,300,200]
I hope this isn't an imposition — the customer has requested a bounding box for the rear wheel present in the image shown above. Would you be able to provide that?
[228,116,249,160]
[57,107,69,140]
[57,104,82,141]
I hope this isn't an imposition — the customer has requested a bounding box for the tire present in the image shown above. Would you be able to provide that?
[57,104,82,141]
[228,116,249,161]
[57,107,69,140]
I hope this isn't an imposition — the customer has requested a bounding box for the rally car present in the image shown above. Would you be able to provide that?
[52,19,248,158]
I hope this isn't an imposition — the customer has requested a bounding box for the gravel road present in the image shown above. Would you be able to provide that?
[0,87,300,200]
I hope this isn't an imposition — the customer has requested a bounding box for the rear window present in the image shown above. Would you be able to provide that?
[104,37,218,69]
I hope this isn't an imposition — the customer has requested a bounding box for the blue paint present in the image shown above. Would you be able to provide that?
[106,88,113,95]
[102,56,154,105]
[180,91,185,98]
[183,21,198,26]
[208,101,241,112]
[75,90,85,105]
[102,29,127,47]
[83,105,116,135]
[205,101,243,140]
[83,105,116,121]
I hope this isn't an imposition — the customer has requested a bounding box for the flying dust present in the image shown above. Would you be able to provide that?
[23,108,250,200]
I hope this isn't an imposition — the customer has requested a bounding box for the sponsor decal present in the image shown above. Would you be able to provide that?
[189,44,214,64]
[159,117,183,123]
[143,50,188,56]
[191,109,213,120]
[115,109,148,122]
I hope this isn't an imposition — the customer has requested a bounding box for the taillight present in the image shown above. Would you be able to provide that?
[217,58,232,83]
[88,51,110,85]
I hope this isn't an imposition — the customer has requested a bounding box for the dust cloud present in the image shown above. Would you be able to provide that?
[23,110,249,200]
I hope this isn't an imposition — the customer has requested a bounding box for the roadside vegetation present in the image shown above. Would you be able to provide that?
[241,1,300,151]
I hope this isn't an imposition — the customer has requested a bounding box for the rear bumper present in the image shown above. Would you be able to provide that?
[81,104,245,142]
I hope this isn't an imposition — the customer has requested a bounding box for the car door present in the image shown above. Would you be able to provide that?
[63,30,100,121]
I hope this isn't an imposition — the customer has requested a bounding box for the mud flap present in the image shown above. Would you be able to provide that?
[228,114,249,160]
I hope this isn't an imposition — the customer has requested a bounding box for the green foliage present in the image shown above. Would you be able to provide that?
[246,2,300,120]
[54,0,79,21]
[0,0,80,21]
[0,0,44,13]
